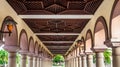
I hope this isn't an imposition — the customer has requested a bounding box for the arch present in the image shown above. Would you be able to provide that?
[19,29,29,52]
[93,16,108,49]
[34,41,39,55]
[85,29,93,52]
[28,36,35,53]
[109,0,119,38]
[81,36,85,45]
[1,16,18,46]
[80,36,85,53]
[110,0,120,41]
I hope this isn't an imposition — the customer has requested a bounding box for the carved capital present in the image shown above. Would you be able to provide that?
[92,46,107,52]
[111,38,120,47]
[104,39,112,47]
[19,50,28,55]
[3,45,20,52]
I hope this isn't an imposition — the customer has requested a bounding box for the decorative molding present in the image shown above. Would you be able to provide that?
[35,33,80,35]
[19,15,93,19]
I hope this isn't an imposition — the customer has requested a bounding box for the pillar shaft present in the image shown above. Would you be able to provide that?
[82,56,87,67]
[39,58,42,67]
[76,57,78,67]
[33,57,37,67]
[74,58,76,67]
[37,58,40,67]
[78,56,81,67]
[20,54,27,67]
[28,56,33,67]
[8,52,16,67]
[112,47,120,67]
[65,60,68,67]
[87,54,93,67]
[96,52,105,67]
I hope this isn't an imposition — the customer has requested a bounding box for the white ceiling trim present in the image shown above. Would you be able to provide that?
[35,33,80,35]
[42,41,74,43]
[19,15,93,19]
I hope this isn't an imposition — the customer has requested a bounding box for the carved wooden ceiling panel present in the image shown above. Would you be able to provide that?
[37,35,77,41]
[7,0,103,14]
[23,19,89,54]
[24,19,89,33]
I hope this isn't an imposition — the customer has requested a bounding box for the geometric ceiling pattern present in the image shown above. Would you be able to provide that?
[23,19,89,54]
[7,0,103,14]
[7,0,103,55]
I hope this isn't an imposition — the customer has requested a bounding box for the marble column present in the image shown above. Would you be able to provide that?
[81,55,87,67]
[28,56,33,67]
[74,58,76,67]
[86,54,93,67]
[8,52,17,67]
[112,42,120,67]
[76,57,78,67]
[20,54,27,67]
[33,57,37,67]
[67,60,69,67]
[40,58,43,67]
[39,58,42,67]
[37,57,40,67]
[96,52,105,67]
[78,56,82,67]
[69,59,72,67]
[65,60,68,67]
[73,58,75,67]
[3,46,19,67]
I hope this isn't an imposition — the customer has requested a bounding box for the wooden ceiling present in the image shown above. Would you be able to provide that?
[7,0,103,14]
[7,0,103,55]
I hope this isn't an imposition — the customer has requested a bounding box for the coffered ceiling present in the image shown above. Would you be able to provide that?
[7,0,103,14]
[7,0,103,55]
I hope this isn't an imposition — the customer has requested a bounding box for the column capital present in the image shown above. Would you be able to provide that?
[92,48,106,52]
[104,39,112,47]
[85,52,93,55]
[33,54,39,57]
[19,50,28,55]
[3,45,20,52]
[110,38,120,47]
[92,46,107,52]
[27,52,34,57]
[80,53,86,56]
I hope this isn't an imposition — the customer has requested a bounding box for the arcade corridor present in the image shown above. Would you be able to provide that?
[0,0,120,67]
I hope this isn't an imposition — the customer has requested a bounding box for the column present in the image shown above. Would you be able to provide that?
[87,54,93,67]
[78,56,82,67]
[76,57,78,67]
[20,54,27,67]
[112,43,120,67]
[81,55,87,67]
[33,57,37,67]
[3,46,19,67]
[67,60,69,67]
[37,57,40,67]
[39,58,42,67]
[65,60,68,67]
[70,59,72,67]
[28,56,33,67]
[74,58,76,67]
[73,58,75,67]
[8,52,17,67]
[96,52,105,67]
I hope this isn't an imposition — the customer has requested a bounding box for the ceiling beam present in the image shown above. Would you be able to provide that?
[44,44,71,46]
[50,50,67,52]
[42,41,74,43]
[19,15,93,19]
[35,33,79,35]
[47,46,70,49]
